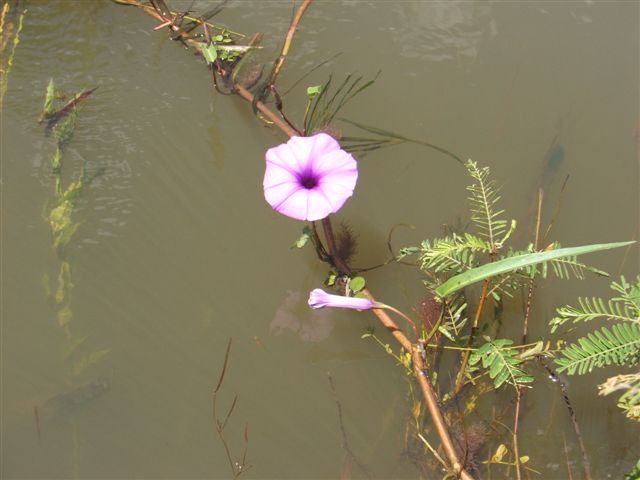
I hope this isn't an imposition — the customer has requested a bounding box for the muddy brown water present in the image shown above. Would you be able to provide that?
[2,1,638,478]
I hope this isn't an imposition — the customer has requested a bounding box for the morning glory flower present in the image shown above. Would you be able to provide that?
[263,133,358,221]
[308,288,378,310]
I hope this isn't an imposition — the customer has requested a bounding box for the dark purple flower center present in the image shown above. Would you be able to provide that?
[299,171,318,190]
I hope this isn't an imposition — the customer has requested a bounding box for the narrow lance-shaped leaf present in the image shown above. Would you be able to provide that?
[435,241,635,298]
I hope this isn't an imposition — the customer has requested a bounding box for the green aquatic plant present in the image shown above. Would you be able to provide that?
[467,337,534,389]
[551,276,640,412]
[303,72,380,136]
[0,1,26,109]
[39,79,110,383]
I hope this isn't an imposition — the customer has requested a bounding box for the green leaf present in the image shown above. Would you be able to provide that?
[51,147,62,172]
[306,85,323,99]
[349,276,366,293]
[291,226,312,249]
[435,241,635,298]
[467,338,533,389]
[519,341,544,360]
[625,458,640,480]
[555,323,640,375]
[43,78,56,117]
[201,43,218,64]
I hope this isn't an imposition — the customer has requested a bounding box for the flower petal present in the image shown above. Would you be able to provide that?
[270,187,311,221]
[308,289,375,310]
[287,135,320,172]
[312,148,358,177]
[265,140,305,177]
[305,188,335,221]
[263,160,299,190]
[309,132,341,159]
[263,133,359,221]
[264,180,301,214]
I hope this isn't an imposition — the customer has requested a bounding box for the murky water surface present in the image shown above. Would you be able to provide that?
[2,1,638,478]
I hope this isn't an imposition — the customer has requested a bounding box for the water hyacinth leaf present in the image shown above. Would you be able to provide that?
[349,276,366,293]
[435,241,635,298]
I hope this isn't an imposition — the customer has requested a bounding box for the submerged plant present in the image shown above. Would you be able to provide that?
[263,133,358,221]
[0,1,26,109]
[38,79,109,384]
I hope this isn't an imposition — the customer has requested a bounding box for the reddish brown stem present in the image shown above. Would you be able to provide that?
[454,278,490,395]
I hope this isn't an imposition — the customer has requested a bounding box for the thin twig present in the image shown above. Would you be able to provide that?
[512,388,523,480]
[212,338,251,478]
[327,373,372,479]
[522,189,544,344]
[268,0,314,88]
[542,174,570,244]
[214,338,232,394]
[454,279,490,395]
[562,433,574,480]
[539,358,592,480]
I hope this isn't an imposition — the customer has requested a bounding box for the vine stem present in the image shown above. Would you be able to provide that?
[454,278,490,395]
[513,388,523,480]
[268,0,314,86]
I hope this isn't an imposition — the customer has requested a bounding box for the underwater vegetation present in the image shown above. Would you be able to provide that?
[35,78,110,444]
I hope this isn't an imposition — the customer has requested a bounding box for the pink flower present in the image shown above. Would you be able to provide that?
[308,288,378,310]
[263,133,358,221]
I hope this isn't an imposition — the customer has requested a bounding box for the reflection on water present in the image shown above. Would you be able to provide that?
[392,1,496,62]
[271,290,336,342]
[2,1,638,478]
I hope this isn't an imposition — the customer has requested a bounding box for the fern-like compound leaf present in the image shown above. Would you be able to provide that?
[468,337,534,389]
[465,159,511,250]
[555,323,640,375]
